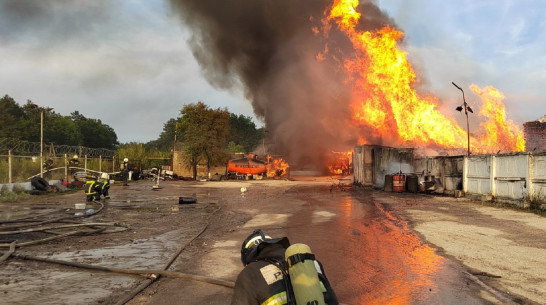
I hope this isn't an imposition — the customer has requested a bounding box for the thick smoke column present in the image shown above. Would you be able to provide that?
[169,0,395,169]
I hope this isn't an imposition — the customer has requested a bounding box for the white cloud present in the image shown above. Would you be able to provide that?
[0,0,255,143]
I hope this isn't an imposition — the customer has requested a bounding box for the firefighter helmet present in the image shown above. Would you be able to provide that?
[240,229,290,266]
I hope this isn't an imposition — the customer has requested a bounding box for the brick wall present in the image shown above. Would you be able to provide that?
[172,150,226,179]
[524,119,546,152]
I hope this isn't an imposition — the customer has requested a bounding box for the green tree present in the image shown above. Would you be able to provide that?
[228,114,263,153]
[228,141,245,154]
[45,114,82,146]
[145,118,181,151]
[71,111,118,149]
[0,95,27,140]
[177,102,230,180]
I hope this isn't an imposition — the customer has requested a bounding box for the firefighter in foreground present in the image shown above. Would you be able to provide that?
[231,229,338,305]
[95,172,110,199]
[84,176,98,202]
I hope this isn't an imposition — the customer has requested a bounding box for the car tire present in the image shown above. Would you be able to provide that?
[31,177,49,191]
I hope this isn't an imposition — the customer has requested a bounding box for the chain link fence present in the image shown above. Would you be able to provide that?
[0,138,117,184]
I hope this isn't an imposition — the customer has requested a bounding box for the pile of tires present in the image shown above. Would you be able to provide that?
[30,177,50,195]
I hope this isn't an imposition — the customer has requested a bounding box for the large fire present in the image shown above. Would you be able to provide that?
[328,151,353,175]
[322,0,525,154]
[266,157,290,178]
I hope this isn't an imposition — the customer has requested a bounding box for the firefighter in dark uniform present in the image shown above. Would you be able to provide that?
[43,158,54,180]
[84,176,98,202]
[120,158,129,186]
[95,172,110,200]
[67,155,80,183]
[231,230,338,305]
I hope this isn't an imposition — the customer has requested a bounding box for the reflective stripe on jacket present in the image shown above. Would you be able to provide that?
[85,180,97,195]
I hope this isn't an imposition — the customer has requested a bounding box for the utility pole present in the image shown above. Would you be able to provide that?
[171,131,177,171]
[38,107,54,178]
[40,111,44,178]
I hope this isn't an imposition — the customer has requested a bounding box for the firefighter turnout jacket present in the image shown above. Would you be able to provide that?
[230,243,338,305]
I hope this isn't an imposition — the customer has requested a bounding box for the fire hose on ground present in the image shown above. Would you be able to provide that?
[1,205,229,303]
[0,201,122,250]
[10,252,235,289]
[1,204,351,304]
[113,208,221,305]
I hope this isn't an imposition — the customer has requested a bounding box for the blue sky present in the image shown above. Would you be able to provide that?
[0,0,544,143]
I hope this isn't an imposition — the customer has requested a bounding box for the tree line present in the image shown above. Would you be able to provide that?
[1,95,264,179]
[1,95,118,150]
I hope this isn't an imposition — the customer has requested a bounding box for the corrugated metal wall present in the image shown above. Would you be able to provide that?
[413,156,463,193]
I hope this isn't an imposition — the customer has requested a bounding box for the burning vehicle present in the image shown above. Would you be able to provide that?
[227,154,290,179]
[227,154,267,179]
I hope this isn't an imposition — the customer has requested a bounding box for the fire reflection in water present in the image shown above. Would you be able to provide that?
[293,193,444,305]
[353,198,442,304]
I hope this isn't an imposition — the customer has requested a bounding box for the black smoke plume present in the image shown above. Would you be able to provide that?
[169,0,395,170]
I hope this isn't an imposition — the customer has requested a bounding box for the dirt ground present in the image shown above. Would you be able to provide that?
[1,176,545,305]
[372,191,546,304]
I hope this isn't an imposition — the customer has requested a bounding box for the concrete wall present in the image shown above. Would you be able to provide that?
[531,154,546,202]
[463,152,546,204]
[464,155,493,195]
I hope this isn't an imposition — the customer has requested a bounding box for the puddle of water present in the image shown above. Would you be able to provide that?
[288,191,446,305]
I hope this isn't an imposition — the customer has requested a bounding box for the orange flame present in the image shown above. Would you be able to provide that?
[471,85,525,152]
[266,157,290,178]
[328,151,353,175]
[323,0,524,154]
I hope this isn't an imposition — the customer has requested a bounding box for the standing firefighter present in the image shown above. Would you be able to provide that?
[67,155,80,183]
[43,158,54,180]
[231,229,338,305]
[95,173,110,200]
[84,176,98,202]
[120,158,129,186]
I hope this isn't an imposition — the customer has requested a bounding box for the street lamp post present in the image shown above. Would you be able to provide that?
[452,82,473,156]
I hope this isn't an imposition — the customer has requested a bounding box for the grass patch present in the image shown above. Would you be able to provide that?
[0,185,31,202]
[528,195,546,216]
